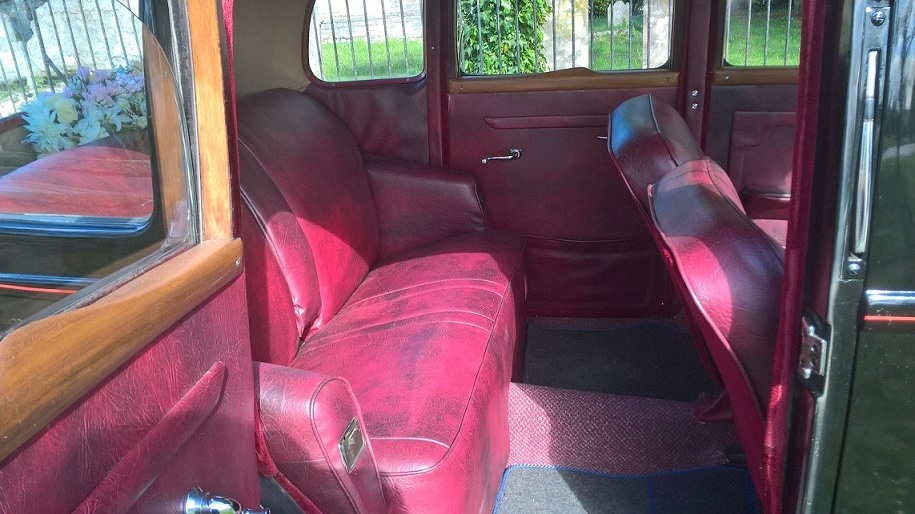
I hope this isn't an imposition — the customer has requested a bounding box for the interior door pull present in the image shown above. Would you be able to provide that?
[853,49,879,256]
[481,148,521,165]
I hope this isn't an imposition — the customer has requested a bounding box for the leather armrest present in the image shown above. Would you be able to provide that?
[255,363,386,513]
[364,154,487,259]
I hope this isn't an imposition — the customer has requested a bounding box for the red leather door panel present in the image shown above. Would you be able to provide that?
[0,277,259,513]
[706,84,798,220]
[448,87,678,316]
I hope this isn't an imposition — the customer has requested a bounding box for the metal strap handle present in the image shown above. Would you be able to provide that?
[853,49,879,255]
[481,148,521,165]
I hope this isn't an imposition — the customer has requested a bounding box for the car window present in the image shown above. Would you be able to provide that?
[458,0,675,75]
[0,0,194,333]
[723,0,802,66]
[307,0,425,82]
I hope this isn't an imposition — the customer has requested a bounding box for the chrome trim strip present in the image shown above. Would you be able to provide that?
[0,213,151,238]
[0,273,98,288]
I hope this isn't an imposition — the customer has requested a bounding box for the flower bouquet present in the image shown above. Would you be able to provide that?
[20,62,148,157]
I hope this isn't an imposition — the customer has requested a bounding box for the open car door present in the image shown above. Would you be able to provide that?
[0,0,261,511]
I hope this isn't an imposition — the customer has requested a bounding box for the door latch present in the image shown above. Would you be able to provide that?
[185,486,269,514]
[798,315,829,396]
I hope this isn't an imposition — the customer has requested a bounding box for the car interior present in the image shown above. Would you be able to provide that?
[0,0,843,511]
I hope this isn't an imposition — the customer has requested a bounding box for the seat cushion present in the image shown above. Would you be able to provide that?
[291,230,526,511]
[753,218,789,248]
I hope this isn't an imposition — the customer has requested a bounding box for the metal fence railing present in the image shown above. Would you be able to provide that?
[724,0,802,66]
[0,0,143,118]
[308,0,424,82]
[457,0,674,75]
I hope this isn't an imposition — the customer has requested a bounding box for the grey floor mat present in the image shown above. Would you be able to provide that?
[524,320,717,402]
[493,465,758,514]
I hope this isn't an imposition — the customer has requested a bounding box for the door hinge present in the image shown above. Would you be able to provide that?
[799,315,829,396]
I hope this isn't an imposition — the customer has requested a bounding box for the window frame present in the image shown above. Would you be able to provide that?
[0,0,240,462]
[302,0,429,88]
[716,0,803,70]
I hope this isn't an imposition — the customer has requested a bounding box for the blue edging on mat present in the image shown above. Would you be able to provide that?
[492,464,757,514]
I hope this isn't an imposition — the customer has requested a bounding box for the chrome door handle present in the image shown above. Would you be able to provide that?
[853,49,879,255]
[185,486,269,514]
[481,148,521,165]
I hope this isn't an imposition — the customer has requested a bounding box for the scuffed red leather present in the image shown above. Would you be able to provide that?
[238,89,380,326]
[363,153,487,260]
[0,145,152,217]
[649,158,784,495]
[753,218,789,249]
[727,111,796,199]
[255,363,387,514]
[240,144,322,363]
[292,231,526,512]
[609,94,705,211]
[0,278,259,512]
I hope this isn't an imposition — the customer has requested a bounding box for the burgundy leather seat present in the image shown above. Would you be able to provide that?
[648,157,784,494]
[608,94,788,247]
[238,88,526,512]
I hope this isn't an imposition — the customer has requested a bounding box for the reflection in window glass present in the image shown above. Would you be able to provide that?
[307,0,425,82]
[723,0,802,66]
[0,0,193,333]
[458,0,673,75]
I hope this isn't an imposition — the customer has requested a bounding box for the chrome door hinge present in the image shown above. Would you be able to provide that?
[799,315,829,396]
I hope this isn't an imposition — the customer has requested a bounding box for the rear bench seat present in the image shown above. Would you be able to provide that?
[238,89,526,513]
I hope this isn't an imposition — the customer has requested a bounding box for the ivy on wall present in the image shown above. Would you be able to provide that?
[458,0,552,74]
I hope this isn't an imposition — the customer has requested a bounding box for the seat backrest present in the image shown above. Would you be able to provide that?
[238,89,381,361]
[609,94,704,211]
[649,157,784,491]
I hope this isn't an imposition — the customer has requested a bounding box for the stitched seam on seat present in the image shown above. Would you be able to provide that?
[701,158,786,265]
[372,436,451,449]
[648,95,681,168]
[303,317,494,353]
[347,277,506,307]
[345,284,503,313]
[378,238,525,478]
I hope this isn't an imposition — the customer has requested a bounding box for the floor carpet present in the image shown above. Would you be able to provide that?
[493,465,760,514]
[507,383,739,475]
[524,319,717,402]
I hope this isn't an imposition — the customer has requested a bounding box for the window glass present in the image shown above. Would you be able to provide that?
[458,0,673,75]
[307,0,425,82]
[723,0,802,66]
[0,0,194,333]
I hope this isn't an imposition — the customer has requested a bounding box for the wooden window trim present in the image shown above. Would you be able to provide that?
[449,68,680,94]
[710,67,799,86]
[0,0,239,462]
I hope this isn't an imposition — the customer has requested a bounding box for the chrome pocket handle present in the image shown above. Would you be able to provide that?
[481,148,521,165]
[185,486,269,514]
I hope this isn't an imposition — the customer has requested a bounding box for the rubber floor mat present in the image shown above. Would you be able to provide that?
[493,465,759,514]
[524,320,717,402]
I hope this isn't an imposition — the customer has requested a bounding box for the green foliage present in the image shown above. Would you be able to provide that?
[458,0,552,74]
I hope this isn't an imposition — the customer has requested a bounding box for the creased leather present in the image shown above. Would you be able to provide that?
[364,153,487,260]
[609,94,705,211]
[255,363,387,514]
[0,278,259,512]
[238,88,380,327]
[237,89,528,512]
[649,158,784,496]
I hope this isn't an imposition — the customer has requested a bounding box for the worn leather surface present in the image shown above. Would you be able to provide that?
[0,144,152,217]
[0,278,259,512]
[306,81,430,164]
[238,89,527,512]
[753,218,789,249]
[293,231,526,513]
[649,158,784,494]
[729,111,796,220]
[609,94,705,212]
[449,87,677,317]
[364,153,487,260]
[238,88,380,328]
[239,144,321,363]
[255,363,387,514]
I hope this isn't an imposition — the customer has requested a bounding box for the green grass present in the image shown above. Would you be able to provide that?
[591,16,645,70]
[316,38,424,82]
[724,5,802,66]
